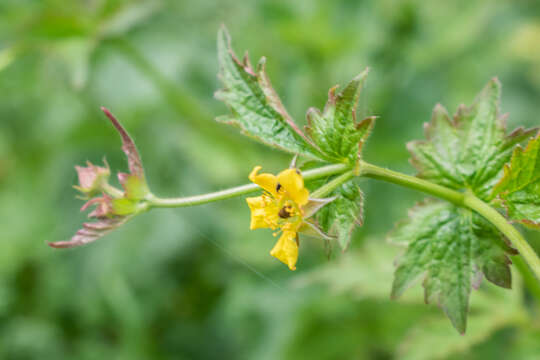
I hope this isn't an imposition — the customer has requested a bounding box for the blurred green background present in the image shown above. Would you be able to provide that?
[1,0,540,359]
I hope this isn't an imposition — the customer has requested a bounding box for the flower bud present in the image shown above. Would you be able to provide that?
[73,161,110,198]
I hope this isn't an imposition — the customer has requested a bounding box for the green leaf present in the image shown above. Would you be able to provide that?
[215,26,320,158]
[408,79,536,200]
[389,200,515,334]
[317,181,363,251]
[492,133,540,228]
[306,71,375,163]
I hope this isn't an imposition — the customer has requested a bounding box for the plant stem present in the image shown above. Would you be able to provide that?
[359,160,540,282]
[147,157,540,281]
[148,163,348,208]
[311,170,354,198]
[359,161,464,204]
[464,195,540,281]
[512,255,540,305]
[102,183,124,198]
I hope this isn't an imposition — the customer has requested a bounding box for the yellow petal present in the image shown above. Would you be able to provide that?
[249,166,278,196]
[270,229,298,270]
[276,168,309,205]
[246,196,279,230]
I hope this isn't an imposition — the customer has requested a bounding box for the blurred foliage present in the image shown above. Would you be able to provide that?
[1,0,540,359]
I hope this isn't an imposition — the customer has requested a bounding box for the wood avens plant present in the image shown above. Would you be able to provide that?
[51,26,540,334]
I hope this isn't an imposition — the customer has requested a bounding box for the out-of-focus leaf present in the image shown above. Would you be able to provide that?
[215,26,321,159]
[97,1,161,38]
[50,38,94,89]
[397,276,525,360]
[492,133,540,228]
[317,181,363,251]
[408,79,536,200]
[0,46,16,73]
[389,200,515,334]
[306,71,375,163]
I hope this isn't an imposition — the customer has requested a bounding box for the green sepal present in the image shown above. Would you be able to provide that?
[408,78,537,200]
[215,26,321,159]
[306,70,375,164]
[119,173,150,200]
[317,180,363,251]
[390,200,515,334]
[111,198,138,216]
[492,133,540,228]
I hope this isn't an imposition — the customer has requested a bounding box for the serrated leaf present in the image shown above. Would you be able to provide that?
[48,217,131,249]
[390,200,514,334]
[492,133,540,228]
[215,26,320,158]
[306,71,375,163]
[408,79,536,200]
[317,181,363,251]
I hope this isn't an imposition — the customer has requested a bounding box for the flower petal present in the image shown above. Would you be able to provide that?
[246,196,279,230]
[270,228,299,270]
[276,168,309,205]
[249,166,278,196]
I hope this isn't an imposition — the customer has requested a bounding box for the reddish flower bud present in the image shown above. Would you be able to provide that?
[73,160,110,197]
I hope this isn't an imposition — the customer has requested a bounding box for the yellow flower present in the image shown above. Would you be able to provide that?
[246,166,310,270]
[249,166,309,205]
[270,222,300,270]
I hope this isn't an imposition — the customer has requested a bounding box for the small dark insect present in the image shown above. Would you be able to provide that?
[278,206,291,219]
[276,183,282,192]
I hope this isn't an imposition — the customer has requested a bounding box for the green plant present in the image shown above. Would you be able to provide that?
[50,26,540,334]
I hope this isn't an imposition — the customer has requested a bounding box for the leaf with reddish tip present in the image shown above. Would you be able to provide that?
[306,71,375,164]
[80,195,114,218]
[48,217,130,249]
[215,26,321,159]
[101,107,146,181]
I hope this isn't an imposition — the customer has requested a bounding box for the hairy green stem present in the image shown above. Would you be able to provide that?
[359,160,540,282]
[311,170,354,198]
[464,195,540,282]
[102,183,124,198]
[148,163,348,208]
[147,157,540,282]
[359,161,464,204]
